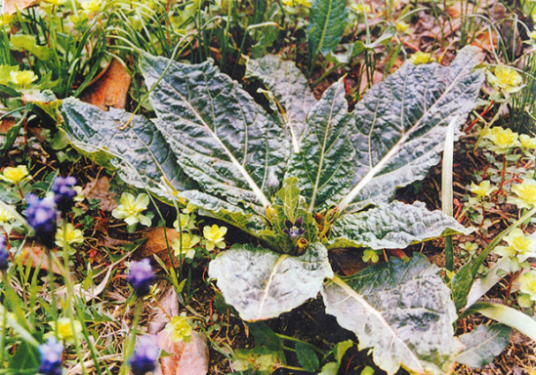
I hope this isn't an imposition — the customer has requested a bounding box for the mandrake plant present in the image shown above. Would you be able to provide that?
[60,47,500,374]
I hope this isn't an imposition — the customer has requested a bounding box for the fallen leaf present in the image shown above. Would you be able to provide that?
[20,244,62,274]
[329,248,367,276]
[149,287,179,335]
[156,330,209,375]
[82,175,118,211]
[139,227,182,267]
[81,59,131,111]
[359,70,383,94]
[2,0,40,15]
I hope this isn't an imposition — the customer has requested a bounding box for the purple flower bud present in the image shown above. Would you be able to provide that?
[26,194,57,249]
[129,335,160,375]
[0,236,8,271]
[127,259,155,296]
[283,217,306,239]
[52,176,77,216]
[38,338,64,375]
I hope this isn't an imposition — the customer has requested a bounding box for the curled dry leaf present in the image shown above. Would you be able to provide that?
[81,175,118,211]
[139,227,182,268]
[156,330,209,375]
[81,59,131,111]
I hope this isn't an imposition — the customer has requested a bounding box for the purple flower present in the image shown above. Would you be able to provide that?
[283,217,306,239]
[38,338,64,375]
[127,259,155,296]
[51,176,77,216]
[26,194,57,249]
[0,236,8,271]
[129,335,160,375]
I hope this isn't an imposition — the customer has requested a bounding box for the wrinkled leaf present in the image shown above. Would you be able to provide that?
[322,255,461,375]
[287,80,355,212]
[308,0,347,56]
[328,201,472,250]
[139,53,289,210]
[209,242,333,321]
[456,324,511,368]
[339,47,484,212]
[61,98,195,203]
[245,55,316,152]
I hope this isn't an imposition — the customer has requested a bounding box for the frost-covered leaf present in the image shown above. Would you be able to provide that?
[209,242,333,321]
[456,324,511,368]
[139,54,289,211]
[339,47,484,212]
[322,255,461,375]
[328,201,472,250]
[61,98,195,203]
[245,55,316,152]
[287,80,355,212]
[308,0,347,56]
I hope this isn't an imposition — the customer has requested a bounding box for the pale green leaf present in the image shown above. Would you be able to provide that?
[209,242,333,321]
[308,0,347,56]
[456,324,511,368]
[139,53,289,210]
[339,47,485,212]
[61,98,195,203]
[11,35,51,61]
[328,201,472,250]
[245,55,316,152]
[322,255,461,375]
[287,80,355,212]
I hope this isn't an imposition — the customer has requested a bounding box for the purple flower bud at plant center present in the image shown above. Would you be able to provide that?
[129,335,160,375]
[26,194,57,249]
[127,258,155,296]
[52,176,77,216]
[283,217,306,239]
[0,236,8,271]
[38,337,64,375]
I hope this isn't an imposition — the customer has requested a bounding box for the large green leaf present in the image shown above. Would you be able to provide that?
[245,55,317,152]
[209,242,333,321]
[322,255,461,375]
[338,47,484,212]
[139,54,289,211]
[327,201,472,250]
[286,80,355,212]
[456,324,511,368]
[308,0,347,56]
[60,98,195,203]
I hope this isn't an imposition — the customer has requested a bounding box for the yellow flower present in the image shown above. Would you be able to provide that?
[9,71,38,87]
[0,207,15,224]
[80,0,103,12]
[410,51,435,65]
[112,193,151,227]
[281,0,311,6]
[519,271,536,301]
[508,179,536,209]
[486,65,523,94]
[55,223,84,251]
[0,14,14,27]
[0,165,29,185]
[531,31,536,40]
[202,224,227,251]
[165,316,192,343]
[173,213,196,232]
[74,186,85,202]
[470,180,496,198]
[48,317,83,342]
[495,228,536,262]
[45,0,66,5]
[171,233,200,259]
[350,3,371,14]
[484,126,520,153]
[395,21,409,33]
[520,134,536,150]
[182,203,197,214]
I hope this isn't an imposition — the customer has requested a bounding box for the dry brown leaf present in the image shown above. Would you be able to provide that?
[149,287,179,335]
[359,71,383,94]
[82,175,118,211]
[20,245,62,274]
[81,59,131,111]
[157,330,209,375]
[2,0,40,15]
[139,227,182,267]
